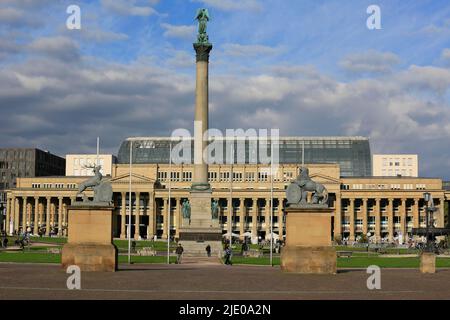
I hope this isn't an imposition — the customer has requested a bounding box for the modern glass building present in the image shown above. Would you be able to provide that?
[117,136,371,177]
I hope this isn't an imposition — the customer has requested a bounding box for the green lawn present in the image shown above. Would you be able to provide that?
[0,252,61,263]
[230,256,450,268]
[0,252,176,264]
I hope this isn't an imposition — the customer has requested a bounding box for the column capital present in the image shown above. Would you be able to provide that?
[121,191,126,196]
[34,196,39,200]
[193,43,213,62]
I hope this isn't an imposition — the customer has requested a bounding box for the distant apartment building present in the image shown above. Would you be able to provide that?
[65,154,116,177]
[0,148,65,230]
[372,154,418,177]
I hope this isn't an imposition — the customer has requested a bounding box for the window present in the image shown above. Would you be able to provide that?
[258,171,268,182]
[220,172,230,182]
[245,172,255,182]
[157,171,168,181]
[184,171,193,182]
[233,172,242,182]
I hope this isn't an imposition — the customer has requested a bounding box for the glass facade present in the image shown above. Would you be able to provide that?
[117,137,372,177]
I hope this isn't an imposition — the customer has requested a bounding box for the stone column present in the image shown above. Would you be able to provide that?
[251,198,258,239]
[334,194,342,240]
[134,192,140,239]
[5,196,11,234]
[374,198,381,241]
[147,193,155,240]
[192,42,213,190]
[62,203,68,237]
[239,198,245,238]
[34,197,39,235]
[45,197,51,236]
[413,198,420,229]
[13,197,19,234]
[349,198,355,241]
[388,198,394,242]
[120,192,126,239]
[57,197,63,236]
[22,197,27,232]
[439,197,445,228]
[278,198,284,238]
[162,197,168,239]
[38,202,43,231]
[264,198,270,239]
[400,198,407,241]
[362,198,368,235]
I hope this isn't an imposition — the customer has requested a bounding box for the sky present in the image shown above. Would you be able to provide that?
[0,0,449,179]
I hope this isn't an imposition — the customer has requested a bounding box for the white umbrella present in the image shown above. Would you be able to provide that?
[243,232,252,237]
[266,232,279,240]
[222,232,240,237]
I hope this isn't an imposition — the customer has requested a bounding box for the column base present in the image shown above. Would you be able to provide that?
[281,246,337,274]
[420,252,436,274]
[62,243,118,272]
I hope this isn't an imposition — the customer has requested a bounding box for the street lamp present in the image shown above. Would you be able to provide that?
[128,140,140,264]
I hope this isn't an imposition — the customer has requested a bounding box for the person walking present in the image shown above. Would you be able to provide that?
[224,245,232,265]
[205,244,211,257]
[176,243,184,264]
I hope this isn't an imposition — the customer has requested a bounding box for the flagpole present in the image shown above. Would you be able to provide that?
[229,142,233,248]
[270,141,274,267]
[96,137,100,167]
[167,141,172,264]
[128,140,133,264]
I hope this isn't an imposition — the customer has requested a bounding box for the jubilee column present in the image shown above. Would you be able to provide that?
[178,8,222,257]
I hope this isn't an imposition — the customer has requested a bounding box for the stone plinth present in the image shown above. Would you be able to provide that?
[178,190,222,257]
[62,205,117,272]
[281,206,336,274]
[420,252,436,274]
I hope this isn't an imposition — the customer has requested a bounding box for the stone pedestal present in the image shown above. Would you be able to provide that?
[420,252,436,274]
[178,190,222,257]
[62,205,118,272]
[281,206,336,274]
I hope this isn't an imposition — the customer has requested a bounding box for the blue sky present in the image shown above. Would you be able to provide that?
[0,0,449,178]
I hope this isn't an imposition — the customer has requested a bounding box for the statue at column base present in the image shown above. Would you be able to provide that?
[286,167,329,208]
[75,165,113,207]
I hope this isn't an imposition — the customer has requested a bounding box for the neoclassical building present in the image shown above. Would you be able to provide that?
[3,137,450,242]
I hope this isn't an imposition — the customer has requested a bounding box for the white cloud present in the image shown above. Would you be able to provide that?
[80,29,129,42]
[28,36,80,61]
[161,23,196,40]
[339,50,400,75]
[191,0,262,11]
[101,0,158,16]
[222,43,283,57]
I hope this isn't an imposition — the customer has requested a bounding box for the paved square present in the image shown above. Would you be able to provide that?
[1,263,450,300]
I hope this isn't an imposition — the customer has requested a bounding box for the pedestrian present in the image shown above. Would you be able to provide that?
[176,243,184,264]
[224,245,232,265]
[205,244,211,257]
